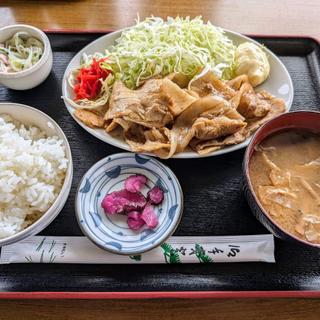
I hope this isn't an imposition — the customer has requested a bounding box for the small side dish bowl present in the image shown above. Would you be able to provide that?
[0,103,73,246]
[243,111,320,248]
[0,24,53,90]
[75,153,183,255]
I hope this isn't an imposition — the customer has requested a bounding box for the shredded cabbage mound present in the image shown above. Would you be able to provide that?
[0,32,44,73]
[106,16,236,88]
[65,16,237,109]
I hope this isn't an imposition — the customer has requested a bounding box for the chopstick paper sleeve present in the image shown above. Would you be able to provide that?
[0,234,275,264]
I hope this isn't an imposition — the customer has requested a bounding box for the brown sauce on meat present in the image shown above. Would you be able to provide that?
[249,129,320,244]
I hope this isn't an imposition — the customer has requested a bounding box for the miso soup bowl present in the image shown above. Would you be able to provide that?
[243,111,320,248]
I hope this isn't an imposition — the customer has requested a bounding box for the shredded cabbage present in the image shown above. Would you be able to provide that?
[0,32,44,73]
[66,16,237,108]
[65,71,114,110]
[105,16,236,88]
[109,16,235,87]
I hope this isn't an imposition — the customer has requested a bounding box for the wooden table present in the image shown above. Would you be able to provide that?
[0,0,320,319]
[1,0,320,40]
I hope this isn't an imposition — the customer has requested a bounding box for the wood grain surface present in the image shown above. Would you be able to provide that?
[0,0,320,40]
[0,298,320,319]
[0,0,320,319]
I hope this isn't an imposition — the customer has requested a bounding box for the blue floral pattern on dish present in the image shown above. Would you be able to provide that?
[79,178,91,193]
[89,211,102,228]
[105,165,121,178]
[75,153,183,255]
[135,154,150,164]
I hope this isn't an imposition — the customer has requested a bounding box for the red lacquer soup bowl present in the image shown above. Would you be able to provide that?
[243,111,320,248]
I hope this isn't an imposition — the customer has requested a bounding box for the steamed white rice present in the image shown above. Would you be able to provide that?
[0,114,68,239]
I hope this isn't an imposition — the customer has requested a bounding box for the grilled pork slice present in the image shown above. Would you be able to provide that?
[106,79,196,129]
[74,109,104,128]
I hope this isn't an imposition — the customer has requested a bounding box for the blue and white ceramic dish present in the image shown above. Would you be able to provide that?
[75,153,183,255]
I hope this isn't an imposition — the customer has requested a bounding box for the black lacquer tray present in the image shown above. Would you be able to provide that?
[0,33,319,298]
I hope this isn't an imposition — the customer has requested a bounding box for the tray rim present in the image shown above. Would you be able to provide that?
[0,290,320,299]
[1,31,319,299]
[42,28,320,44]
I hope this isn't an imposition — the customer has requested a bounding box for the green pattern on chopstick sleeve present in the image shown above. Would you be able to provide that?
[161,243,181,264]
[194,244,213,263]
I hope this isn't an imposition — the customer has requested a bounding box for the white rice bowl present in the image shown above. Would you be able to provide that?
[0,114,68,239]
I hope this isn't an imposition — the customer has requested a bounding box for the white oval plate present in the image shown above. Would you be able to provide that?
[62,28,293,159]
